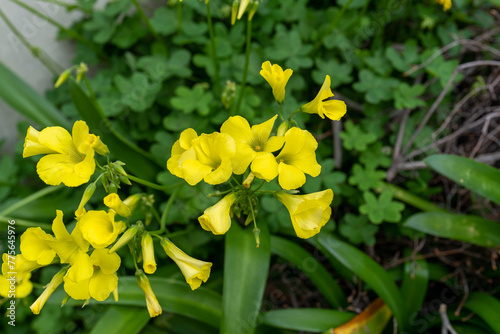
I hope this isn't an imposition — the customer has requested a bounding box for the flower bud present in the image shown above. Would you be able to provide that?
[123,194,142,212]
[30,267,68,314]
[108,225,139,253]
[141,233,156,274]
[136,270,162,317]
[76,62,88,82]
[243,172,255,188]
[54,69,71,88]
[76,182,96,215]
[104,193,132,217]
[247,0,259,21]
[231,0,240,25]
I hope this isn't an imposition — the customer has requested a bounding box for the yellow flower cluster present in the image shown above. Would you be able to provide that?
[436,0,452,11]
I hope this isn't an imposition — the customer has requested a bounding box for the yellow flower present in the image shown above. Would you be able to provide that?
[436,0,451,10]
[198,192,237,235]
[30,267,67,315]
[104,193,132,217]
[20,227,56,265]
[0,272,33,298]
[141,233,157,274]
[78,210,125,249]
[260,61,293,104]
[301,75,347,121]
[136,270,162,317]
[167,128,198,180]
[45,210,89,265]
[22,121,107,187]
[1,253,42,282]
[221,115,285,175]
[160,239,212,290]
[63,249,120,301]
[252,127,321,190]
[276,189,333,239]
[173,132,236,186]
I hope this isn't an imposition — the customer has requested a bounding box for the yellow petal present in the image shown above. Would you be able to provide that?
[141,234,156,274]
[278,163,306,190]
[251,152,279,182]
[204,160,233,185]
[181,159,213,185]
[38,126,78,157]
[72,120,90,155]
[198,193,236,235]
[23,126,58,158]
[90,249,121,274]
[323,99,347,121]
[63,277,90,300]
[103,193,132,217]
[79,210,119,249]
[179,128,198,150]
[89,270,118,301]
[221,116,252,144]
[20,227,55,265]
[263,135,285,153]
[66,251,93,282]
[251,115,278,146]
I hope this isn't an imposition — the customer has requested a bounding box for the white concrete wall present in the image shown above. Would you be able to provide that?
[0,0,107,154]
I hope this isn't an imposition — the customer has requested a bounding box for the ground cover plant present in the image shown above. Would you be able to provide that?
[0,0,499,333]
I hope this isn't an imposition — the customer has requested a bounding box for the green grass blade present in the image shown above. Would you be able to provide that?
[221,223,271,334]
[69,81,161,180]
[90,306,150,334]
[425,154,500,205]
[0,61,70,128]
[261,309,354,332]
[314,234,408,330]
[463,292,500,333]
[400,254,428,318]
[270,235,346,308]
[405,212,500,247]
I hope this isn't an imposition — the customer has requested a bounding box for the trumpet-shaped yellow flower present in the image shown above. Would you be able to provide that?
[252,127,321,190]
[22,121,107,187]
[167,128,198,179]
[30,267,67,315]
[221,115,285,175]
[78,210,125,249]
[45,210,89,265]
[63,249,120,301]
[0,272,33,298]
[160,239,212,290]
[301,75,347,121]
[436,0,451,10]
[260,61,293,104]
[1,253,42,282]
[136,270,162,317]
[176,132,236,186]
[198,192,237,235]
[276,189,333,239]
[104,193,132,217]
[141,233,157,274]
[20,227,56,265]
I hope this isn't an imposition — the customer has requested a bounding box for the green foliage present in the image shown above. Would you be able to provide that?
[340,120,377,151]
[339,213,378,246]
[359,191,405,224]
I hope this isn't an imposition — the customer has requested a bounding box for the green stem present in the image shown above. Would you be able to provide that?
[0,8,59,74]
[206,0,221,95]
[132,0,161,41]
[0,185,62,217]
[379,183,447,213]
[278,103,284,121]
[231,18,252,116]
[0,216,51,230]
[10,0,102,57]
[251,179,266,194]
[151,184,182,235]
[177,0,183,32]
[128,174,179,191]
[288,108,301,121]
[247,197,260,247]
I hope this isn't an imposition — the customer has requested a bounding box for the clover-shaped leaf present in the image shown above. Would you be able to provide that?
[83,12,116,44]
[348,164,386,191]
[137,50,192,82]
[359,142,392,169]
[393,83,426,110]
[385,40,419,73]
[363,50,392,76]
[353,69,399,104]
[340,120,377,152]
[111,16,148,49]
[265,25,313,70]
[150,7,178,36]
[312,58,353,89]
[115,72,161,112]
[359,191,405,224]
[339,213,378,246]
[424,52,462,88]
[171,85,213,116]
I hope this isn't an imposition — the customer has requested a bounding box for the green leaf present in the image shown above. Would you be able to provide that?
[137,50,192,82]
[90,306,150,334]
[424,154,500,205]
[221,223,271,334]
[303,159,345,194]
[352,69,399,104]
[463,292,500,333]
[393,83,426,109]
[363,50,392,76]
[424,53,462,88]
[69,81,161,180]
[261,309,354,332]
[83,12,116,44]
[150,7,178,36]
[385,40,419,73]
[359,191,405,224]
[270,236,346,308]
[359,142,391,169]
[0,61,70,129]
[112,16,148,49]
[339,213,378,246]
[115,72,161,112]
[404,212,500,247]
[400,254,428,317]
[340,121,377,152]
[348,164,386,191]
[313,234,408,330]
[51,277,222,327]
[312,58,353,89]
[171,85,213,116]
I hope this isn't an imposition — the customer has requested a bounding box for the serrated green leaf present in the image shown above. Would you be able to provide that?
[404,212,500,247]
[352,69,399,104]
[424,154,500,205]
[393,83,426,109]
[360,191,405,224]
[340,121,377,152]
[348,164,386,191]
